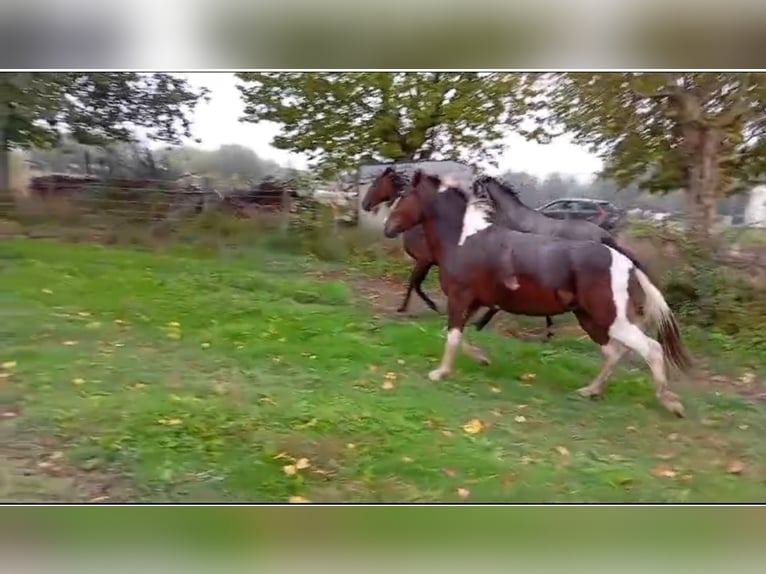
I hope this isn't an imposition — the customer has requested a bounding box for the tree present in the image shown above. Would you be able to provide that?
[236,72,527,177]
[531,73,766,245]
[0,73,208,204]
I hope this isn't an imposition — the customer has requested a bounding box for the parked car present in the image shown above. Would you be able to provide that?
[537,198,623,231]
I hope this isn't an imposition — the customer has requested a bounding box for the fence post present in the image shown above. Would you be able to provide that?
[280,185,290,233]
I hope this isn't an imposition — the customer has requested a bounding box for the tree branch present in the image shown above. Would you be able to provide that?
[711,73,753,128]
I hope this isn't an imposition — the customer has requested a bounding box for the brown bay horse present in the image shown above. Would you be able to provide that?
[383,171,692,417]
[362,167,553,337]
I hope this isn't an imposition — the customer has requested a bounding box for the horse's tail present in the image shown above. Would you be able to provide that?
[633,267,693,373]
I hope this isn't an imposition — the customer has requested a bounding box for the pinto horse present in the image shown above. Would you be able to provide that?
[362,167,548,337]
[383,171,692,417]
[463,175,649,332]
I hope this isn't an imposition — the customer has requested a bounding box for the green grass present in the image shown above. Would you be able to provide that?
[1,238,766,502]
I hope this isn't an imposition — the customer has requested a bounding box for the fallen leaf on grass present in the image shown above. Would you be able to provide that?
[293,418,318,430]
[397,359,405,365]
[489,386,501,394]
[167,321,180,328]
[456,487,470,499]
[441,430,454,437]
[77,311,91,317]
[346,443,356,450]
[555,446,570,458]
[739,424,750,430]
[200,342,211,349]
[157,418,183,426]
[72,378,85,385]
[41,288,53,294]
[283,464,297,476]
[441,468,457,477]
[381,380,395,390]
[650,465,677,478]
[656,451,676,461]
[88,496,110,503]
[401,456,413,463]
[1,361,16,370]
[514,415,527,423]
[739,372,756,385]
[273,452,291,461]
[463,419,485,434]
[520,373,536,382]
[726,460,746,475]
[62,340,78,346]
[295,458,311,470]
[288,496,310,503]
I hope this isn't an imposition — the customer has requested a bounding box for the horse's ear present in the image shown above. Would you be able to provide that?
[411,170,423,186]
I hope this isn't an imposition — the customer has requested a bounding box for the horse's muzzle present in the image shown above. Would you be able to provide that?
[383,220,401,239]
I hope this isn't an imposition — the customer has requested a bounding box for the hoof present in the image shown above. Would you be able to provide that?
[396,307,407,313]
[577,385,603,399]
[429,368,448,382]
[659,392,685,418]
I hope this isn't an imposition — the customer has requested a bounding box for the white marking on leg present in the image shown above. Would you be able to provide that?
[429,327,462,381]
[606,247,684,415]
[578,339,626,398]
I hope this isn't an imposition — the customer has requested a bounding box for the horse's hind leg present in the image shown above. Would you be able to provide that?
[578,339,627,398]
[473,307,499,331]
[609,318,685,417]
[573,310,626,398]
[544,316,554,341]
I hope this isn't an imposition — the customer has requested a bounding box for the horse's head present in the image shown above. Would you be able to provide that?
[383,169,438,238]
[474,175,521,203]
[361,166,409,211]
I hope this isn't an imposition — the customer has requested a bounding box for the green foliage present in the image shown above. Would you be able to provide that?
[2,73,208,149]
[532,73,766,196]
[663,244,766,345]
[236,72,527,176]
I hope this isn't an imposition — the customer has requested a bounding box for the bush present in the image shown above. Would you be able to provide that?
[663,241,766,340]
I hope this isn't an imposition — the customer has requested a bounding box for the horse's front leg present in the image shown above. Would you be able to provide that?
[429,291,477,381]
[460,306,491,365]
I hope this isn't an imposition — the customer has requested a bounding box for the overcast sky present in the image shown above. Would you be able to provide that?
[179,73,603,183]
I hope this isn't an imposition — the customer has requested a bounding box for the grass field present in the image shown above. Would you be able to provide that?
[1,238,765,502]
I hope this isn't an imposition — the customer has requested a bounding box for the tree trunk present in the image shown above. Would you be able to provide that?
[682,124,721,249]
[0,137,12,215]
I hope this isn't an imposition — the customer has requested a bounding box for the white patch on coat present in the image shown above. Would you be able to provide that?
[458,200,493,245]
[438,173,471,193]
[382,196,402,227]
[605,246,653,360]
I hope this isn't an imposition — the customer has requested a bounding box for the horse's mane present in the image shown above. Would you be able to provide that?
[474,175,523,203]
